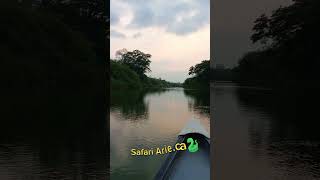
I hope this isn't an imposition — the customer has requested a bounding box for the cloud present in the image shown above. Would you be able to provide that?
[112,0,210,36]
[110,1,120,25]
[110,11,120,25]
[110,30,127,38]
[110,25,210,82]
[132,32,142,38]
[110,0,210,82]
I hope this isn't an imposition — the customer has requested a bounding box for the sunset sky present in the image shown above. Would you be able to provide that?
[110,0,210,83]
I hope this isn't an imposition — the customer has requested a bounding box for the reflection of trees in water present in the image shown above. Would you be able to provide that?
[236,88,320,139]
[235,87,320,178]
[0,92,108,179]
[110,88,168,120]
[183,89,210,116]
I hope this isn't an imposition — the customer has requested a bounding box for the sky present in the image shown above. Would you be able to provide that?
[110,0,210,83]
[212,0,292,68]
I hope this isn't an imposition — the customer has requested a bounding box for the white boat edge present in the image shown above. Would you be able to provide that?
[178,119,210,139]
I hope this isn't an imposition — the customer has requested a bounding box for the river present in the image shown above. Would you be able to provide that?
[0,93,108,179]
[1,84,319,180]
[110,88,210,179]
[212,82,320,180]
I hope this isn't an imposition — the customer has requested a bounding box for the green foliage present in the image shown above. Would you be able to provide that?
[184,60,210,89]
[142,77,182,88]
[111,48,180,89]
[188,60,211,80]
[183,77,208,89]
[110,60,142,89]
[119,50,152,77]
[110,59,180,89]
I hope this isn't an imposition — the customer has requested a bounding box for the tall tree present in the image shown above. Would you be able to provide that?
[189,60,211,79]
[236,0,320,86]
[119,50,152,77]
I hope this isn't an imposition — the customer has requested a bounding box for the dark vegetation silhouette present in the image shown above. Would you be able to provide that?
[234,0,320,91]
[0,0,108,178]
[110,88,169,121]
[185,60,235,88]
[119,49,151,77]
[1,0,107,122]
[184,60,210,88]
[183,89,210,115]
[210,67,234,82]
[208,0,320,95]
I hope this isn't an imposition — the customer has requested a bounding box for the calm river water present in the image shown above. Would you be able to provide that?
[110,88,210,180]
[0,93,108,179]
[212,82,320,180]
[1,84,319,180]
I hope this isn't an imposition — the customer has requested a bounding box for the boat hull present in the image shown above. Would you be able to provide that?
[154,133,210,180]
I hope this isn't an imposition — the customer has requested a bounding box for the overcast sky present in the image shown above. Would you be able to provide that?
[212,0,292,68]
[110,0,210,83]
[110,0,292,82]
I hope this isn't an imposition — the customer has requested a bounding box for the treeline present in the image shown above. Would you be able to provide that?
[234,0,320,90]
[1,0,107,130]
[111,49,181,89]
[183,60,210,89]
[1,2,108,177]
[183,60,235,89]
[1,0,106,92]
[211,68,234,82]
[207,0,320,92]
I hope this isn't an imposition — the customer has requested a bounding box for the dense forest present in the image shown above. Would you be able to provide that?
[208,0,320,93]
[110,49,181,89]
[1,0,108,143]
[110,49,210,90]
[1,1,109,178]
[1,0,106,92]
[233,0,320,90]
[183,60,211,89]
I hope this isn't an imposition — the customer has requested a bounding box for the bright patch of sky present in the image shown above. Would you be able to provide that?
[110,0,210,83]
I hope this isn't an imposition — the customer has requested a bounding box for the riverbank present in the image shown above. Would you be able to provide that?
[183,76,209,89]
[182,60,210,90]
[111,60,181,89]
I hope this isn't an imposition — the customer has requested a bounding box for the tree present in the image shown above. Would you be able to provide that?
[250,0,317,48]
[184,60,210,88]
[119,50,152,77]
[115,48,128,60]
[188,60,210,78]
[236,0,320,87]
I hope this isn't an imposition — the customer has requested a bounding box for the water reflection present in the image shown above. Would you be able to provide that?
[212,82,320,180]
[237,86,320,178]
[110,88,210,180]
[0,94,108,179]
[111,89,150,120]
